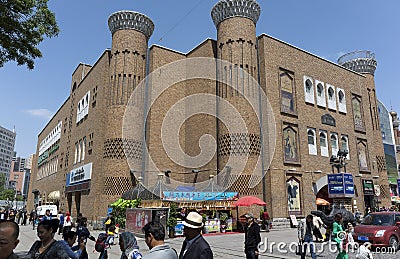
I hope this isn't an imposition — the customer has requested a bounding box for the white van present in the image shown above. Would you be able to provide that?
[36,205,58,219]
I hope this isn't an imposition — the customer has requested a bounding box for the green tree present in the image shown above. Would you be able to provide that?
[0,0,59,69]
[0,189,15,200]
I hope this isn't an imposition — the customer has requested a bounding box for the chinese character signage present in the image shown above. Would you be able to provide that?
[66,162,92,186]
[328,173,355,198]
[162,191,238,201]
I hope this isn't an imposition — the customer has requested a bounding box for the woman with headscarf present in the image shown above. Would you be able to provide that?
[119,231,142,259]
[62,212,73,237]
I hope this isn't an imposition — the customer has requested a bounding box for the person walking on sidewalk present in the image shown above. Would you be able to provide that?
[244,213,261,259]
[262,210,270,232]
[297,214,317,259]
[333,213,348,259]
[142,221,178,259]
[179,211,213,259]
[119,231,142,259]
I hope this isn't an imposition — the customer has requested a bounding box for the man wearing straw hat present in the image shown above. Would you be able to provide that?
[179,211,213,259]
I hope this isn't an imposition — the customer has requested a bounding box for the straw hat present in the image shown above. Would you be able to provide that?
[183,212,203,229]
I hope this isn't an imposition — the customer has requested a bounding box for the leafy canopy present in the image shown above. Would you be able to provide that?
[0,0,59,69]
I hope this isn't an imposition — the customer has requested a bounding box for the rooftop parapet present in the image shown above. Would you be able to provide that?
[211,0,261,27]
[337,50,377,75]
[108,11,154,39]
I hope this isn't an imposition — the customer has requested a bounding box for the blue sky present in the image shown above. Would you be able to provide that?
[1,0,399,157]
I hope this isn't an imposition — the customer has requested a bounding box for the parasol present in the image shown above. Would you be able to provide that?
[316,198,330,206]
[233,196,266,206]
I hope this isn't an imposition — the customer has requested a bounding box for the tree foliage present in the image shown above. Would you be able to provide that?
[0,0,59,69]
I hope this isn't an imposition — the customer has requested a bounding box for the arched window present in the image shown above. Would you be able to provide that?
[320,132,326,147]
[308,129,317,155]
[328,87,334,100]
[327,84,337,110]
[320,131,328,157]
[338,91,344,103]
[304,77,315,104]
[316,82,326,107]
[317,84,323,97]
[308,130,315,145]
[337,89,347,113]
[341,135,350,159]
[331,133,338,156]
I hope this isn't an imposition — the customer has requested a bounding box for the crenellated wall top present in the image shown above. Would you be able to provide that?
[211,0,261,27]
[108,11,154,39]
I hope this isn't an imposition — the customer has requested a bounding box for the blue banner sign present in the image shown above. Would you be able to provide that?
[328,173,355,198]
[163,191,238,201]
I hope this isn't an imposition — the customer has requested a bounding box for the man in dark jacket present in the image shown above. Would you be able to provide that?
[179,211,213,259]
[244,213,261,259]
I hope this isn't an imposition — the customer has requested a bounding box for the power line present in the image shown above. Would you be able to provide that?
[158,0,204,43]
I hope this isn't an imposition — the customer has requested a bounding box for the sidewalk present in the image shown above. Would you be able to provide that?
[15,224,297,258]
[14,224,400,258]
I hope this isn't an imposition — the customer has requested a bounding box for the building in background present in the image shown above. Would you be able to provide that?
[9,156,31,200]
[378,101,400,205]
[0,125,16,187]
[28,0,391,220]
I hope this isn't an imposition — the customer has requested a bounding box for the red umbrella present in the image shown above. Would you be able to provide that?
[233,196,266,206]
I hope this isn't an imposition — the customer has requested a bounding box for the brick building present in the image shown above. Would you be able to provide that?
[28,0,391,220]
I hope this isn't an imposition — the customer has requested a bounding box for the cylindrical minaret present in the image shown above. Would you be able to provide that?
[100,11,154,213]
[337,50,377,75]
[211,0,263,194]
[108,11,154,106]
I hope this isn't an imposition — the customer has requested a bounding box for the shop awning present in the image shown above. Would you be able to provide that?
[48,190,60,201]
[316,198,330,206]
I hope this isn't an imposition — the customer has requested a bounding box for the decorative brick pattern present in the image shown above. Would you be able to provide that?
[218,133,260,156]
[380,184,389,199]
[376,155,386,172]
[104,176,132,196]
[103,138,143,159]
[226,175,262,195]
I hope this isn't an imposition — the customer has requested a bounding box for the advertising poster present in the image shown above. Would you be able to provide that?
[287,177,301,214]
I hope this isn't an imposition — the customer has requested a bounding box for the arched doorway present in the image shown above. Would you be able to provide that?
[314,176,332,214]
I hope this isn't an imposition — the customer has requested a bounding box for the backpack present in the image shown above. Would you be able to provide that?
[95,233,108,252]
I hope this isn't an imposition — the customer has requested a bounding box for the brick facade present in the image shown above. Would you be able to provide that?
[28,0,390,220]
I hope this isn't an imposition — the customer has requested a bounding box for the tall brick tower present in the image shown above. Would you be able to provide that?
[338,51,391,208]
[101,11,154,205]
[211,0,264,195]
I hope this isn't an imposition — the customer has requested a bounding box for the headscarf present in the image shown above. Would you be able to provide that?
[66,212,71,223]
[120,231,139,259]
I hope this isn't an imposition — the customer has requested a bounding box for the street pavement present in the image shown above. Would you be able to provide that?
[14,223,400,258]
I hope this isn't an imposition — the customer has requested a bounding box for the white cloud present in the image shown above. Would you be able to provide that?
[25,109,53,119]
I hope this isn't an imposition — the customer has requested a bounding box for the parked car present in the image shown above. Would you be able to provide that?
[353,211,400,250]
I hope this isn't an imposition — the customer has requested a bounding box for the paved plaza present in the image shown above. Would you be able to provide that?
[13,224,399,258]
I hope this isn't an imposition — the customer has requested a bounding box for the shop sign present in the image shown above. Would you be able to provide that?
[65,181,90,193]
[66,162,92,186]
[162,191,238,201]
[363,179,374,196]
[328,173,355,198]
